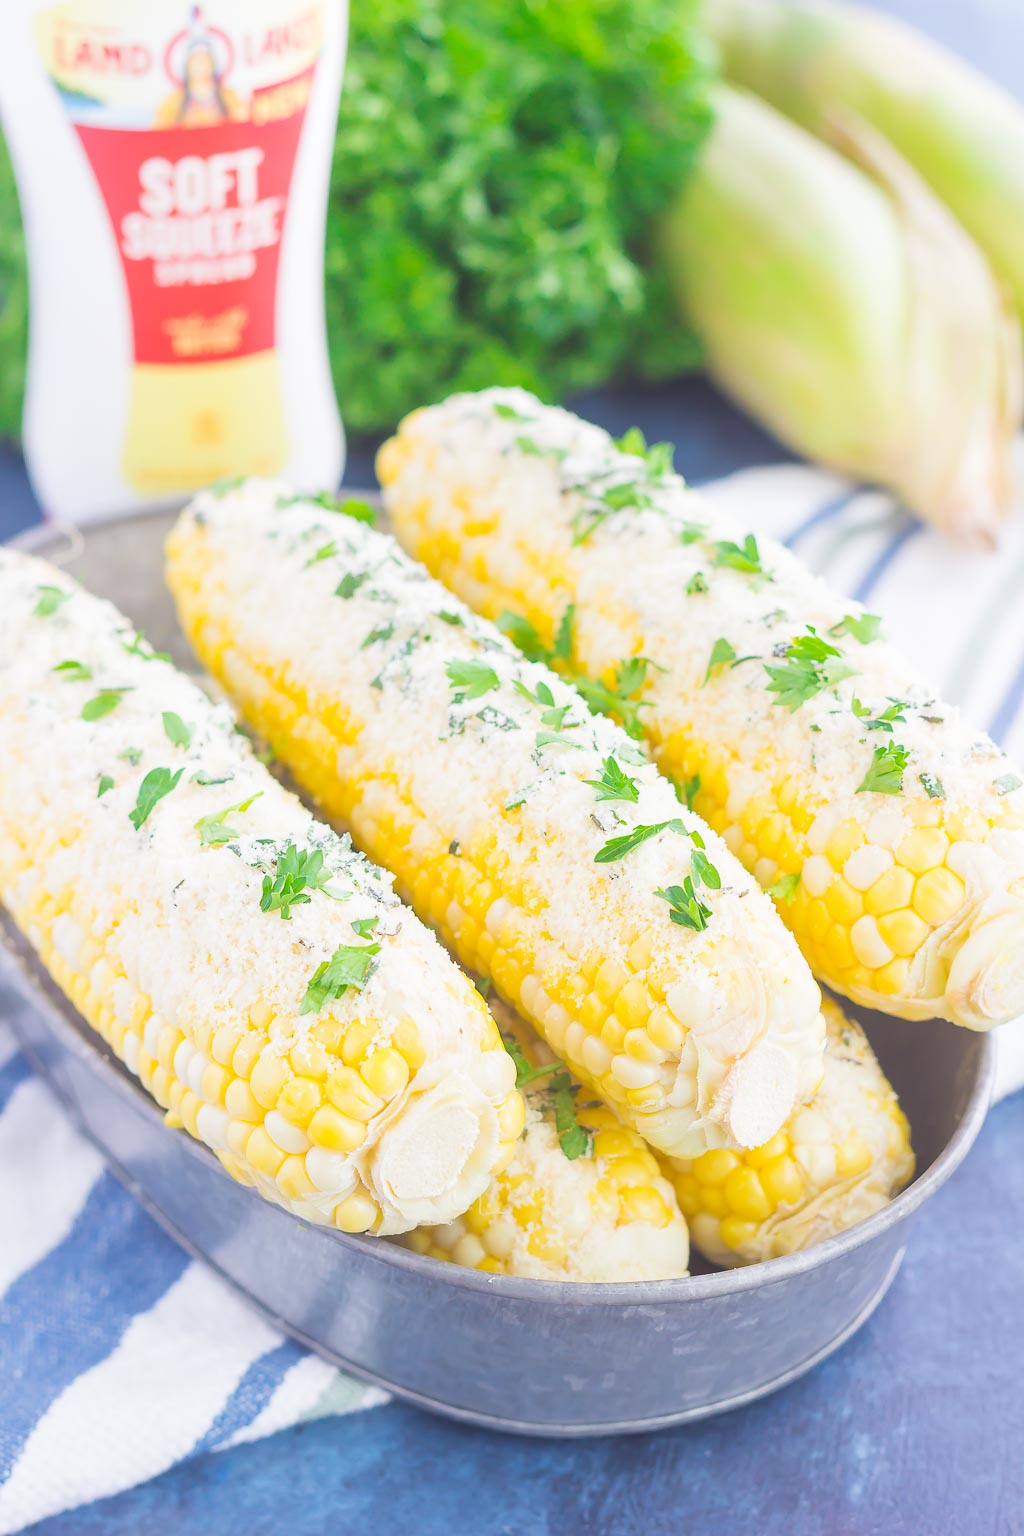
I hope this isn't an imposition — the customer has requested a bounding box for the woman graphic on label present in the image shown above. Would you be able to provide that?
[155,6,247,128]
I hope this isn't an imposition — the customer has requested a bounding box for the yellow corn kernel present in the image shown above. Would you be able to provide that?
[744,1131,788,1169]
[497,1091,528,1142]
[825,878,863,926]
[325,1065,383,1120]
[694,1148,740,1186]
[864,865,915,917]
[874,957,911,996]
[246,1125,286,1177]
[361,1047,410,1100]
[308,1104,367,1153]
[877,909,930,958]
[249,1053,290,1109]
[225,1079,262,1121]
[823,925,855,971]
[340,1021,376,1067]
[620,1185,673,1227]
[760,1155,804,1207]
[290,1040,330,1080]
[200,1061,231,1106]
[724,1166,772,1222]
[912,867,966,927]
[393,1018,426,1071]
[334,1191,380,1234]
[647,1004,684,1055]
[896,827,948,875]
[614,979,654,1030]
[277,1075,322,1126]
[277,1155,315,1201]
[594,958,630,1007]
[212,1024,242,1066]
[826,819,865,868]
[719,1215,759,1251]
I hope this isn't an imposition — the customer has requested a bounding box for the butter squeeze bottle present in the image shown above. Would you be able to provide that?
[0,1,346,521]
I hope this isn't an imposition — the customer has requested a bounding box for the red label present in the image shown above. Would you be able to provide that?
[74,67,313,366]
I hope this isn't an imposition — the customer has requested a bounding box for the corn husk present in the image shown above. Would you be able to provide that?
[659,86,1021,544]
[705,0,1024,323]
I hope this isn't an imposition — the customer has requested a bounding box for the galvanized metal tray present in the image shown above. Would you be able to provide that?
[0,508,995,1436]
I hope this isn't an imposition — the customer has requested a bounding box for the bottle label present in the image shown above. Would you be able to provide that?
[33,1,327,494]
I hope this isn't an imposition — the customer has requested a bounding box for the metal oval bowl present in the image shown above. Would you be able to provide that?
[1,509,995,1436]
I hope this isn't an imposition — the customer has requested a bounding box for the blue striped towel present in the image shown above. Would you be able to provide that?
[1,457,1022,1532]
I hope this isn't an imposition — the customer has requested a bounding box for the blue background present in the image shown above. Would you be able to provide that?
[4,2,1023,1531]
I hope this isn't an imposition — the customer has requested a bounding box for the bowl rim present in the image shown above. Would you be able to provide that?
[3,508,998,1307]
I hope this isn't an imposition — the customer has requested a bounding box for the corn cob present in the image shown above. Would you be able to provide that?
[405,1000,690,1281]
[667,996,913,1266]
[0,548,523,1236]
[379,388,1024,1031]
[167,481,825,1160]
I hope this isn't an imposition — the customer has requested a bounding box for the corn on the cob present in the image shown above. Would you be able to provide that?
[667,997,913,1266]
[379,388,1024,1031]
[167,481,824,1160]
[405,1000,690,1281]
[0,549,523,1236]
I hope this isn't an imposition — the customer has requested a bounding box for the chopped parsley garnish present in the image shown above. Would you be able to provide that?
[336,570,368,600]
[439,610,464,627]
[120,747,143,766]
[595,819,687,863]
[919,773,945,800]
[657,878,712,932]
[475,976,493,998]
[260,845,332,919]
[361,621,394,649]
[447,658,500,700]
[764,628,857,712]
[162,711,193,750]
[768,872,800,904]
[299,941,380,1015]
[574,656,655,741]
[53,659,92,682]
[34,585,70,618]
[552,604,575,664]
[494,402,530,422]
[501,1037,591,1160]
[679,522,706,546]
[97,775,114,798]
[831,612,883,645]
[277,491,375,525]
[584,756,640,804]
[193,770,233,786]
[552,1078,591,1160]
[851,697,908,733]
[612,426,674,481]
[686,572,708,596]
[210,474,246,495]
[710,534,765,579]
[681,773,700,811]
[856,743,909,796]
[704,637,736,685]
[498,610,550,662]
[195,792,263,845]
[513,678,573,731]
[690,849,722,890]
[351,916,380,940]
[82,688,130,722]
[994,773,1023,796]
[129,766,184,830]
[535,730,583,752]
[121,631,171,662]
[305,540,338,567]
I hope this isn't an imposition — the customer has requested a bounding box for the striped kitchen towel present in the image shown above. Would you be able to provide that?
[1,452,1022,1533]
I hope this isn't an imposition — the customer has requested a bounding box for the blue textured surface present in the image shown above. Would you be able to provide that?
[26,1096,1024,1536]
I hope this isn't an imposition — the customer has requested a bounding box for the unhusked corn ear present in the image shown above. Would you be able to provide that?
[0,549,521,1237]
[666,997,913,1265]
[405,1002,689,1281]
[168,481,825,1160]
[380,389,1024,1031]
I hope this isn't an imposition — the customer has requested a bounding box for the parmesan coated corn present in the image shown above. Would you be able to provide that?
[167,481,825,1159]
[0,549,523,1236]
[667,997,913,1266]
[380,388,1024,1030]
[405,1001,690,1281]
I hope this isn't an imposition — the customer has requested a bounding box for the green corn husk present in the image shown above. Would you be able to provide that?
[659,86,1021,544]
[705,0,1024,322]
